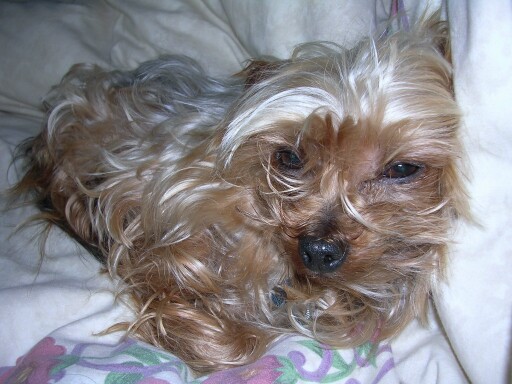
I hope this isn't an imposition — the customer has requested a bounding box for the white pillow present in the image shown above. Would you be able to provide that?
[0,2,117,116]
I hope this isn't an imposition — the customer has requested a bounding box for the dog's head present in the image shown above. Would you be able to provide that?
[215,18,468,344]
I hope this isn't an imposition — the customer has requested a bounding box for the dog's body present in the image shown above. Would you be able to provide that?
[14,14,468,373]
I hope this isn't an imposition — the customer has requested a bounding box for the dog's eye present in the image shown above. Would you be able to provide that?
[275,149,303,170]
[382,162,422,180]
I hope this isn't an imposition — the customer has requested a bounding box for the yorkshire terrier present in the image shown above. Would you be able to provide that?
[13,13,468,373]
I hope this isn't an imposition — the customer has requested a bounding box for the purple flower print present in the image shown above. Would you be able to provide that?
[202,355,282,384]
[138,378,172,384]
[0,337,66,384]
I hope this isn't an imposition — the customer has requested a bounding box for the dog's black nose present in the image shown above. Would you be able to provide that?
[299,236,348,273]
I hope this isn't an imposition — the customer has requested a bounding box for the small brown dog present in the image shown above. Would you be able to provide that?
[14,13,468,373]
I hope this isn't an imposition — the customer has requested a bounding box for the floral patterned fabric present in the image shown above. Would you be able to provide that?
[0,336,396,384]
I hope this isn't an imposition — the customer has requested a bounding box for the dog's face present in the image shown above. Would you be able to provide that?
[216,33,466,343]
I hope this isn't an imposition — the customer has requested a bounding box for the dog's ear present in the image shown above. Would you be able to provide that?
[430,20,451,63]
[238,59,283,89]
[420,10,451,63]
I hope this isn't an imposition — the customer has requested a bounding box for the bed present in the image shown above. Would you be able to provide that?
[0,1,510,383]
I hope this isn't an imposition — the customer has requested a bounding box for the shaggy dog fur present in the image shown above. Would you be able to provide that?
[13,13,468,373]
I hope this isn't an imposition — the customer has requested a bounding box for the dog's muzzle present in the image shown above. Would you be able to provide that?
[299,236,348,273]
